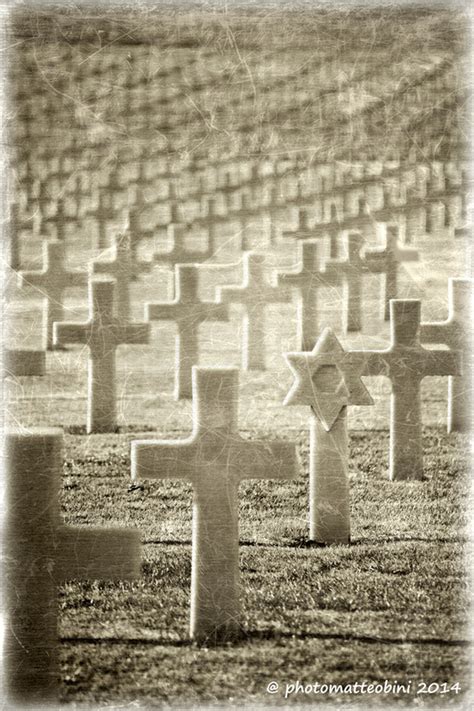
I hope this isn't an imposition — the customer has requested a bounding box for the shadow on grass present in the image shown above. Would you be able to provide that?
[61,630,471,648]
[142,536,466,547]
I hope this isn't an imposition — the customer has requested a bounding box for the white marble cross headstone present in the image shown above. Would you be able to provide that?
[53,278,150,432]
[218,252,291,370]
[276,240,323,351]
[92,231,153,321]
[322,231,367,333]
[146,264,229,399]
[352,300,460,480]
[4,428,140,702]
[96,190,124,249]
[364,224,419,320]
[44,198,79,242]
[154,223,215,266]
[18,240,88,350]
[131,367,297,643]
[421,278,473,432]
[281,207,315,242]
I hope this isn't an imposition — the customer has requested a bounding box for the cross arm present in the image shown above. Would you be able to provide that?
[92,260,117,275]
[116,322,150,345]
[153,249,176,265]
[420,321,450,344]
[201,302,229,321]
[281,228,314,240]
[146,302,182,321]
[217,285,252,306]
[276,271,309,292]
[421,348,461,378]
[261,283,292,304]
[363,251,390,274]
[17,270,45,290]
[4,349,46,377]
[53,321,89,347]
[420,320,464,350]
[131,438,197,481]
[67,269,89,288]
[56,526,141,582]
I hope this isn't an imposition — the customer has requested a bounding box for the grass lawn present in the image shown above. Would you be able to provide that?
[54,426,471,707]
[5,3,472,707]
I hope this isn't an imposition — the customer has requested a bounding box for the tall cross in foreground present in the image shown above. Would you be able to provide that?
[4,429,140,703]
[54,278,150,432]
[131,367,297,643]
[146,264,229,399]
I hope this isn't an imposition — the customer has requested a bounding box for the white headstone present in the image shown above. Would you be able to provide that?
[131,367,297,643]
[276,240,322,350]
[18,240,88,350]
[218,252,290,369]
[4,428,140,702]
[421,278,473,432]
[351,300,460,480]
[323,231,367,332]
[364,225,419,320]
[154,223,215,266]
[285,329,373,543]
[92,231,152,321]
[53,278,150,432]
[146,265,229,399]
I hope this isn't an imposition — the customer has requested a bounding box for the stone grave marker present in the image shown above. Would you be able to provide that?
[53,278,150,432]
[281,207,317,243]
[4,428,140,702]
[96,189,125,249]
[323,231,367,333]
[44,198,79,242]
[18,240,88,350]
[311,203,348,259]
[131,367,297,643]
[154,223,215,266]
[364,224,419,320]
[218,252,290,370]
[351,300,460,480]
[146,264,229,399]
[421,278,473,432]
[276,240,324,351]
[284,328,373,543]
[92,231,153,321]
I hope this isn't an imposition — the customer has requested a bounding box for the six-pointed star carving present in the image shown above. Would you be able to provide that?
[284,328,374,431]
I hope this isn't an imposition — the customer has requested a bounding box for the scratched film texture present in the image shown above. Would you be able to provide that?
[3,1,472,709]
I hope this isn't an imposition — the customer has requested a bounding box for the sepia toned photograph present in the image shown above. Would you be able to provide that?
[1,0,472,708]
